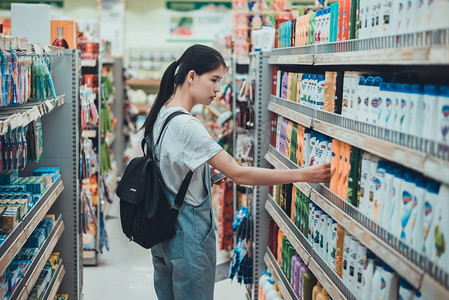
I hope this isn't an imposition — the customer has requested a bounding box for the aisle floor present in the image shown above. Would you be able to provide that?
[82,198,248,300]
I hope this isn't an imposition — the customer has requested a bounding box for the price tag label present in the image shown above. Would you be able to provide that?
[34,44,43,55]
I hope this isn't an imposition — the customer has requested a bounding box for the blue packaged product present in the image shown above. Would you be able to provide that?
[32,167,60,176]
[0,185,27,193]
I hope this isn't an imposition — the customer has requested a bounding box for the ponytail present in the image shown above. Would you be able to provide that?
[142,44,226,138]
[142,60,179,137]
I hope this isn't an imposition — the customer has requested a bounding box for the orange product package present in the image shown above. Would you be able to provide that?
[330,139,341,192]
[335,224,346,277]
[340,143,351,201]
[297,124,305,167]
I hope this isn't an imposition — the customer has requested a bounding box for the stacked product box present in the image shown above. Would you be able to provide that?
[28,252,60,300]
[0,167,60,238]
[2,215,55,298]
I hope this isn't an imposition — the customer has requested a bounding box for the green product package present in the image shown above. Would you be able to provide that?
[287,244,296,281]
[349,0,359,39]
[355,0,360,39]
[347,147,361,206]
[331,3,339,42]
[303,194,309,238]
[309,12,316,45]
[291,123,298,163]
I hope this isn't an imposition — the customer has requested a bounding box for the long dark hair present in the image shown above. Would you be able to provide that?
[143,44,226,137]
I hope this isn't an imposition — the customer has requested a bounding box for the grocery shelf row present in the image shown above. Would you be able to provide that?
[269,28,449,66]
[264,247,299,300]
[268,95,449,185]
[0,178,64,276]
[264,145,449,299]
[10,216,64,299]
[265,195,352,300]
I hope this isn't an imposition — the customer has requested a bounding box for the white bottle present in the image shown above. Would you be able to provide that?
[326,139,333,164]
[398,279,415,300]
[366,155,380,220]
[409,177,426,252]
[314,208,323,250]
[303,128,311,168]
[398,84,412,133]
[266,283,280,300]
[380,165,395,229]
[355,242,367,294]
[263,279,276,298]
[371,259,383,300]
[399,172,417,244]
[373,161,387,223]
[359,152,373,216]
[423,181,440,257]
[318,136,329,164]
[393,84,406,132]
[382,0,395,35]
[390,169,404,234]
[423,85,440,141]
[309,203,315,244]
[342,73,352,117]
[430,183,449,273]
[379,264,399,300]
[350,73,361,119]
[384,83,396,130]
[343,232,352,285]
[363,76,374,123]
[356,76,367,122]
[349,237,360,290]
[319,213,329,257]
[259,270,272,299]
[276,115,283,151]
[397,0,407,34]
[437,86,449,145]
[325,216,333,263]
[404,0,415,33]
[377,83,387,127]
[309,132,317,167]
[359,0,366,38]
[409,84,424,137]
[369,77,383,125]
[362,250,375,299]
[391,83,403,132]
[330,221,338,266]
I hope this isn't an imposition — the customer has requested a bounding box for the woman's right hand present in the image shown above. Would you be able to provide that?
[302,163,331,183]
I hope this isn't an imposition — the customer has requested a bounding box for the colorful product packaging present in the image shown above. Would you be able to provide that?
[330,139,341,192]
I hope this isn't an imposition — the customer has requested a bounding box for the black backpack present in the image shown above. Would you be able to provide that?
[116,111,193,249]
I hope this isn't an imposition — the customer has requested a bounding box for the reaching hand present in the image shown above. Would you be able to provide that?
[303,163,331,183]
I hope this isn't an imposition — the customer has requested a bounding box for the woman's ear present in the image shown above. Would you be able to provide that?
[187,70,196,84]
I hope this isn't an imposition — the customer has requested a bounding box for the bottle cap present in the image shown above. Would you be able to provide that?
[440,85,449,97]
[387,83,396,91]
[377,161,386,170]
[404,172,415,183]
[386,165,395,175]
[400,278,414,290]
[427,181,440,194]
[411,84,423,94]
[394,169,404,179]
[380,82,388,91]
[415,177,426,189]
[424,85,439,96]
[372,76,383,87]
[399,83,411,93]
[263,270,272,277]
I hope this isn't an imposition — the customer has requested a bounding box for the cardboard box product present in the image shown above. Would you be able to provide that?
[1,207,19,233]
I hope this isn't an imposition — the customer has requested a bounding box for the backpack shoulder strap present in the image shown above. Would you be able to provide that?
[141,110,189,155]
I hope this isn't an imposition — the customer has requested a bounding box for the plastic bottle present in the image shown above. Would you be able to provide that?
[369,76,383,125]
[343,232,352,284]
[359,152,373,216]
[319,213,329,256]
[302,269,318,300]
[398,279,415,300]
[423,85,440,141]
[291,254,300,291]
[397,0,407,34]
[312,281,323,300]
[356,244,367,295]
[299,263,308,297]
[390,83,402,131]
[259,270,272,299]
[430,183,449,273]
[399,172,416,243]
[263,279,276,299]
[266,283,280,300]
[371,258,383,300]
[366,155,380,220]
[380,165,395,229]
[325,216,333,263]
[378,82,388,127]
[409,84,424,137]
[379,263,399,300]
[409,177,426,252]
[389,169,404,233]
[329,220,338,266]
[362,250,375,299]
[437,86,449,145]
[309,203,315,244]
[373,161,387,223]
[313,208,323,251]
[384,83,396,130]
[398,84,412,133]
[423,181,440,257]
[382,0,395,35]
[348,237,360,290]
[363,76,374,123]
[303,128,311,168]
[355,76,366,121]
[316,288,330,300]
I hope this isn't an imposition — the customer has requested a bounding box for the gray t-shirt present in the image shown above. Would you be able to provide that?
[153,105,222,206]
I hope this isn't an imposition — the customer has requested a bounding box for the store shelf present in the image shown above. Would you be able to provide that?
[313,44,449,65]
[268,54,314,65]
[126,79,161,86]
[0,177,64,277]
[264,145,449,295]
[42,261,65,300]
[268,96,314,128]
[81,59,97,67]
[0,94,66,135]
[265,195,351,300]
[264,247,299,300]
[268,95,449,185]
[10,216,65,300]
[270,29,449,66]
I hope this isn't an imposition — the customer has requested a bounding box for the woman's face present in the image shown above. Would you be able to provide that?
[190,66,226,106]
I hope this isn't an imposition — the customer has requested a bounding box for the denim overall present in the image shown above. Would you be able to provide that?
[151,165,216,300]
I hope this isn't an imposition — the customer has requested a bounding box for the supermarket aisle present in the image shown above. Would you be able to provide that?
[82,196,247,300]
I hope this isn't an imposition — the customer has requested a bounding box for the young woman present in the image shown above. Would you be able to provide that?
[143,44,330,300]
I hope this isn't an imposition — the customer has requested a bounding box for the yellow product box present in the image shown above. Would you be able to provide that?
[44,214,56,225]
[54,294,68,300]
[1,207,19,233]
